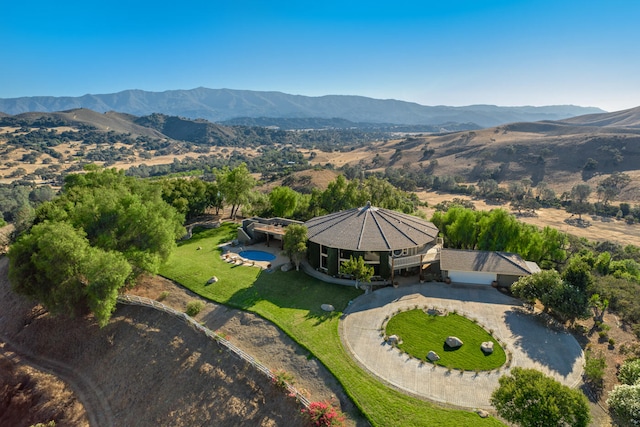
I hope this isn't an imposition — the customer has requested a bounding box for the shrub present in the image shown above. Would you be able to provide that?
[583,350,606,388]
[185,300,205,316]
[619,358,640,386]
[491,368,590,427]
[272,369,295,390]
[157,291,169,302]
[302,401,346,427]
[607,383,640,426]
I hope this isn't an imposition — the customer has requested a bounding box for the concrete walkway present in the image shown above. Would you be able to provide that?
[339,282,585,410]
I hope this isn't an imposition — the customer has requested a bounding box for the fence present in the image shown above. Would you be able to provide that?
[117,294,311,408]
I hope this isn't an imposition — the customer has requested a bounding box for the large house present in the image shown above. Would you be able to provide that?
[241,205,540,287]
[304,202,441,282]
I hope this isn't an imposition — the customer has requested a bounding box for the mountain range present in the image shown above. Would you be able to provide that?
[0,88,606,129]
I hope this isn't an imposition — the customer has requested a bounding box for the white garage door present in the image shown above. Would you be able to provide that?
[448,271,497,285]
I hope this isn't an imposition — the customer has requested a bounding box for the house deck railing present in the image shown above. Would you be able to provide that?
[389,248,440,270]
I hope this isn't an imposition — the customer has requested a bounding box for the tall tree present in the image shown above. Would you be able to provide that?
[216,164,256,220]
[269,186,299,218]
[445,207,478,249]
[597,172,631,206]
[569,184,593,220]
[477,209,519,252]
[8,221,132,327]
[283,224,307,271]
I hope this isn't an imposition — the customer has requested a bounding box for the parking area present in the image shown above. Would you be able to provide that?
[339,282,585,410]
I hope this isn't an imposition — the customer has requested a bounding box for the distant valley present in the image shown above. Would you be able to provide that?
[0,105,639,206]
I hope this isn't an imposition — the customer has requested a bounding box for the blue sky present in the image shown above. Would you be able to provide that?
[2,0,638,111]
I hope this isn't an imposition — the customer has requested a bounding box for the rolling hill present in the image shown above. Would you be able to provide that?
[0,88,605,128]
[1,106,639,202]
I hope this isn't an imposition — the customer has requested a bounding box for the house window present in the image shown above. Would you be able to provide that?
[320,245,328,272]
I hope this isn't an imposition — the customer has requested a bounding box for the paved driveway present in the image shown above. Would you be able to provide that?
[339,282,584,410]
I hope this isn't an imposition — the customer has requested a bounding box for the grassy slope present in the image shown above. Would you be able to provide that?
[386,310,506,371]
[159,224,503,426]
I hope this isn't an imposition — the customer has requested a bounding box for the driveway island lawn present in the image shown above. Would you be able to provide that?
[386,309,506,371]
[159,224,503,426]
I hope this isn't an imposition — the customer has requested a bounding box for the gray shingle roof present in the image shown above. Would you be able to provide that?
[304,204,439,251]
[440,249,533,275]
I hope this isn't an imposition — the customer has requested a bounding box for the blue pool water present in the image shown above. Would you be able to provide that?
[239,250,276,262]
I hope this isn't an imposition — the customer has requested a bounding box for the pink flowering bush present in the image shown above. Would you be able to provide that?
[302,401,346,427]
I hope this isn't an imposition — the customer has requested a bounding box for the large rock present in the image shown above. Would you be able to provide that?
[476,409,489,418]
[445,336,464,348]
[321,304,335,312]
[207,276,218,284]
[387,335,401,345]
[481,341,494,354]
[427,351,440,362]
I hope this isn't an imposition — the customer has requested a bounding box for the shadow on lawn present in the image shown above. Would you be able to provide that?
[503,309,582,377]
[226,269,361,324]
[178,225,237,246]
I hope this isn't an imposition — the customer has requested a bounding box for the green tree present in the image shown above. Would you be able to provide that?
[8,221,131,327]
[283,224,307,271]
[477,209,519,252]
[562,256,593,292]
[160,178,214,219]
[320,175,359,213]
[216,163,256,220]
[589,293,609,322]
[491,367,590,427]
[444,207,478,249]
[269,186,300,218]
[512,269,589,323]
[340,256,374,287]
[569,184,593,220]
[511,270,564,306]
[597,172,631,207]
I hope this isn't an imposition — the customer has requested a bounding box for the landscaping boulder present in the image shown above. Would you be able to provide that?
[476,409,489,418]
[387,335,401,345]
[207,276,218,284]
[281,263,293,272]
[445,336,464,348]
[427,351,440,362]
[480,341,494,354]
[321,304,335,312]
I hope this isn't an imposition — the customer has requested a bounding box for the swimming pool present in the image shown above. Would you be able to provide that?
[239,250,276,262]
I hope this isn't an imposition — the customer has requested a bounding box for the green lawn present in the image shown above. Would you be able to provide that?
[159,224,504,426]
[386,309,506,371]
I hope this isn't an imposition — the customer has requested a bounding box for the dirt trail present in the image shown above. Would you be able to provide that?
[0,336,110,427]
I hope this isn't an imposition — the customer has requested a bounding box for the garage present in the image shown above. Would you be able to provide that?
[447,270,497,285]
[440,249,537,287]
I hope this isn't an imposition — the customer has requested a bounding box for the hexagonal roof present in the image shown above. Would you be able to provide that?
[304,203,439,251]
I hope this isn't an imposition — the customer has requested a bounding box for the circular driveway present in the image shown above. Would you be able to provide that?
[339,282,584,410]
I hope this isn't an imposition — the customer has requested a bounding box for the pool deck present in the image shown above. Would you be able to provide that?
[219,241,290,270]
